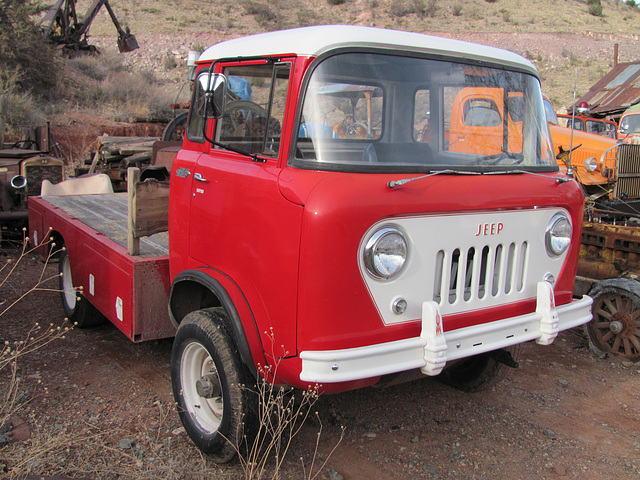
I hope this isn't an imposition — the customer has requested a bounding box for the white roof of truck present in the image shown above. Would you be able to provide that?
[199,25,537,76]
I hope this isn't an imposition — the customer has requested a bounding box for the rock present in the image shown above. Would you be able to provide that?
[423,464,439,474]
[543,429,555,437]
[555,465,567,476]
[119,438,135,449]
[0,422,13,434]
[326,468,344,480]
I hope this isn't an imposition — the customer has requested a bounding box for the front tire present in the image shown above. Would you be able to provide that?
[438,345,520,392]
[58,249,104,328]
[171,307,257,462]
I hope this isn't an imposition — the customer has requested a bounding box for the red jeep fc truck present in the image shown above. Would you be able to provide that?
[29,26,593,461]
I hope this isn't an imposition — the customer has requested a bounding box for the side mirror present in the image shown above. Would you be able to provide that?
[198,73,226,119]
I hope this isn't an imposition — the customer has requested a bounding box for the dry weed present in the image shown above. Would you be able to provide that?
[235,332,345,480]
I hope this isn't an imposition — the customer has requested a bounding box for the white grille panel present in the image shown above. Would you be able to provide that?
[359,209,568,326]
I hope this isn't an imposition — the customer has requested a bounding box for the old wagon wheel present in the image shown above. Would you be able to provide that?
[587,278,640,361]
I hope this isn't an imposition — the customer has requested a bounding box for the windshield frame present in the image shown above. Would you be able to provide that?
[289,47,558,175]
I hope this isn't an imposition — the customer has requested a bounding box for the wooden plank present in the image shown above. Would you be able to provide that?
[128,167,141,255]
[134,179,170,237]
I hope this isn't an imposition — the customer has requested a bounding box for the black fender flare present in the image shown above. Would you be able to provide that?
[168,268,265,377]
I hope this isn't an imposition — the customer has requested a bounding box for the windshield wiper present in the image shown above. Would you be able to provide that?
[388,169,475,188]
[388,168,570,189]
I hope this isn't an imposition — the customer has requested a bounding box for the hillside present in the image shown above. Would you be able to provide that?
[72,0,640,112]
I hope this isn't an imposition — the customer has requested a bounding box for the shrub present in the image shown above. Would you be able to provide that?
[0,0,60,97]
[0,92,45,138]
[452,4,463,16]
[422,0,438,17]
[587,0,603,16]
[327,0,346,4]
[243,1,277,25]
[390,0,411,17]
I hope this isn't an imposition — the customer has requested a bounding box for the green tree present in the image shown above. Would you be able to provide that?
[0,0,59,96]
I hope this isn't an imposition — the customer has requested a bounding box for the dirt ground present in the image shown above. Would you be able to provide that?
[0,243,639,480]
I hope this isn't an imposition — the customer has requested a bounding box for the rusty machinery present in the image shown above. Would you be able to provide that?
[576,143,640,361]
[41,0,138,54]
[0,126,65,240]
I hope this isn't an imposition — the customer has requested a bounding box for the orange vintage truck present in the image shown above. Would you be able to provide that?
[452,89,640,361]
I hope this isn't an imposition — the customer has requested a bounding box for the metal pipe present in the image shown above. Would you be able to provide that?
[0,211,29,221]
[10,175,27,190]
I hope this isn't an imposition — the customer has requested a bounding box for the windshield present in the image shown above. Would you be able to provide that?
[620,113,640,135]
[292,52,556,173]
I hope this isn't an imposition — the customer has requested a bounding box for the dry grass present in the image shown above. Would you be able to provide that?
[58,53,175,123]
[82,0,640,36]
[62,0,640,112]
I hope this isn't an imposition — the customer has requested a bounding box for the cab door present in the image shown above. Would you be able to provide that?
[187,59,301,359]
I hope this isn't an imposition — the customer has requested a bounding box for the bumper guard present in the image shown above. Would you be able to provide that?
[299,281,593,383]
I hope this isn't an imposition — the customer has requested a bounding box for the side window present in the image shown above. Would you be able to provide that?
[462,99,502,127]
[186,71,207,142]
[413,89,431,143]
[216,63,291,156]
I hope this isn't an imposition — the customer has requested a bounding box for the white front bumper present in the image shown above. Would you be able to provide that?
[299,281,592,383]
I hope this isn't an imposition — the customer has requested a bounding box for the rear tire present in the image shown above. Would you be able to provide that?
[162,112,188,141]
[438,345,520,392]
[171,307,257,462]
[58,249,104,328]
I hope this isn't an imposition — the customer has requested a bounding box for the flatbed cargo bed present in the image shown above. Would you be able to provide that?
[29,191,175,342]
[43,193,169,257]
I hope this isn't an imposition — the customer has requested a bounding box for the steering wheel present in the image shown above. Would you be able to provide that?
[221,100,268,138]
[11,139,38,150]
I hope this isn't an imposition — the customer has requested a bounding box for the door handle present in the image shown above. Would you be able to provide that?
[194,172,209,183]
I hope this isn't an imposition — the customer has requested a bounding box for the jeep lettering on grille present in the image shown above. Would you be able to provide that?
[475,222,504,236]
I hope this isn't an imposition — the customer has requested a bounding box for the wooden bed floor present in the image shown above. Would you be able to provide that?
[43,193,169,258]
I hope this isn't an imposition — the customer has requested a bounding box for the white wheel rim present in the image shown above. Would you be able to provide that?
[61,255,77,311]
[181,341,224,433]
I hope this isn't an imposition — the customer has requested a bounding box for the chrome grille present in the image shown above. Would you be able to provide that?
[614,144,640,200]
[433,242,529,307]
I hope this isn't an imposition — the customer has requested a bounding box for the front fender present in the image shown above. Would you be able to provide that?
[169,268,267,376]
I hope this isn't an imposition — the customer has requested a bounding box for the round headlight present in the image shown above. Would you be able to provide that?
[545,213,572,256]
[364,227,408,279]
[584,157,597,172]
